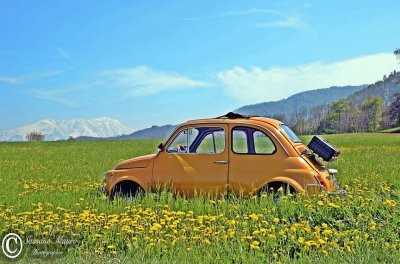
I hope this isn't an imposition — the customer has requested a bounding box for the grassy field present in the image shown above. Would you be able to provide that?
[0,134,399,262]
[380,126,400,133]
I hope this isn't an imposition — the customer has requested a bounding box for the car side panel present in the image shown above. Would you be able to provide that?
[153,124,229,196]
[228,123,316,195]
[105,167,152,195]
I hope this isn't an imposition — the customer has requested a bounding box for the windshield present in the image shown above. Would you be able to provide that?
[281,124,302,143]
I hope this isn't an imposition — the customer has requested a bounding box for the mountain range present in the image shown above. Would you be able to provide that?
[76,125,177,141]
[348,71,400,106]
[0,117,134,141]
[235,71,400,118]
[3,71,399,142]
[234,85,367,118]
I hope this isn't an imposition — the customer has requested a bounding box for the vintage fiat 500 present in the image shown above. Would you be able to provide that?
[103,113,345,199]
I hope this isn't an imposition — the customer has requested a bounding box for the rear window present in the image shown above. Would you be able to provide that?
[232,126,276,155]
[281,125,302,143]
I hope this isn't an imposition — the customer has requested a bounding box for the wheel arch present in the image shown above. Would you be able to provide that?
[110,177,146,197]
[258,177,303,194]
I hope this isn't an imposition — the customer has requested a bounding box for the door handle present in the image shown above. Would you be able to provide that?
[214,160,229,164]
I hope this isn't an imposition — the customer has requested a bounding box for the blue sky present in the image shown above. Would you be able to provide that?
[1,0,399,130]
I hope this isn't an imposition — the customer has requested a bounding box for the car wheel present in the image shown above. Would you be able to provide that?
[259,183,295,204]
[112,182,144,202]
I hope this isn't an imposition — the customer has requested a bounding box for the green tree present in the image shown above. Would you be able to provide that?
[270,113,286,122]
[362,96,383,131]
[387,93,400,126]
[26,131,45,141]
[325,99,350,132]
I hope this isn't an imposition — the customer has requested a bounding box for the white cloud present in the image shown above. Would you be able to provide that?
[0,76,18,84]
[184,8,281,21]
[31,90,79,107]
[30,82,95,107]
[184,8,305,30]
[29,66,209,106]
[218,53,400,104]
[257,15,304,29]
[0,71,61,85]
[100,66,210,97]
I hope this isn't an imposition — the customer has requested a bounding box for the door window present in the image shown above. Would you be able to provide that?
[253,130,276,154]
[232,130,248,154]
[232,127,276,154]
[167,128,198,153]
[167,127,225,154]
[196,129,225,154]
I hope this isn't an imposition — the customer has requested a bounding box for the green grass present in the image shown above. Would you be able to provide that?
[0,135,399,263]
[379,126,400,133]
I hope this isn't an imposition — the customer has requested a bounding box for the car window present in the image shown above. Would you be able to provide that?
[196,129,225,154]
[166,128,199,153]
[281,124,302,143]
[232,126,276,155]
[167,127,225,154]
[232,130,248,154]
[253,130,276,154]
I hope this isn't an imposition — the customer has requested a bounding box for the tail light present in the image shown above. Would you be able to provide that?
[316,175,328,191]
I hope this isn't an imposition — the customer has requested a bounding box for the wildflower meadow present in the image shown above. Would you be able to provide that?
[0,134,399,262]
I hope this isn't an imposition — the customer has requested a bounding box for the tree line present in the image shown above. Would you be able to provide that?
[282,92,400,135]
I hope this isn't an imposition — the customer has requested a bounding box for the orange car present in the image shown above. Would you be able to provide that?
[103,113,345,199]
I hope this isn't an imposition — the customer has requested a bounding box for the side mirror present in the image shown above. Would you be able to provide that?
[158,143,164,152]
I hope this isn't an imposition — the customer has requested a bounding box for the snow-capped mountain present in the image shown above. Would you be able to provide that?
[0,117,134,141]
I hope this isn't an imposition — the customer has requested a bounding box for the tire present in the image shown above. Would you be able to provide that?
[112,181,144,202]
[259,182,295,204]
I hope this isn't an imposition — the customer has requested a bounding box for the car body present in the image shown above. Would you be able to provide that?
[103,113,345,198]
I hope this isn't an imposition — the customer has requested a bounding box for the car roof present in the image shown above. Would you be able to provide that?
[182,112,283,129]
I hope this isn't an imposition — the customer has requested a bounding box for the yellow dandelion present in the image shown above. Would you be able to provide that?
[328,202,340,209]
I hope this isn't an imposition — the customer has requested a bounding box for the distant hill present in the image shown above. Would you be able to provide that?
[348,71,400,106]
[0,117,134,141]
[77,124,177,141]
[235,85,367,118]
[75,72,400,141]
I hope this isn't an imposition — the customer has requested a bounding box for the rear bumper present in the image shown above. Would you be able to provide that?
[304,184,325,196]
[327,189,348,196]
[304,184,347,196]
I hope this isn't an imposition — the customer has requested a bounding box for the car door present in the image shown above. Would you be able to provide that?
[228,124,288,195]
[153,124,229,196]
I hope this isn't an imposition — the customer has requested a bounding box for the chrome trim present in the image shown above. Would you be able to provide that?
[328,170,341,191]
[304,183,326,192]
[328,190,348,196]
[328,168,338,174]
[214,160,229,164]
